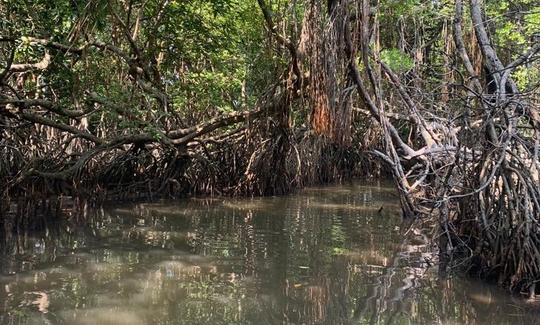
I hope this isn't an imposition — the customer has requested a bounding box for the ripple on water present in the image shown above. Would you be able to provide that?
[60,308,147,325]
[1,182,539,325]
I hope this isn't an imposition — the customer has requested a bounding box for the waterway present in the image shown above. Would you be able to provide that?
[1,182,538,324]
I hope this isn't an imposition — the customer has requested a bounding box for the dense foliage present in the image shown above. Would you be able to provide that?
[1,0,539,295]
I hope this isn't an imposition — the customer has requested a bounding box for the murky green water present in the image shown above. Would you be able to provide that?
[1,182,538,325]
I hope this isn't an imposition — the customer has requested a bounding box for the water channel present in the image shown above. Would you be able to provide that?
[1,182,538,324]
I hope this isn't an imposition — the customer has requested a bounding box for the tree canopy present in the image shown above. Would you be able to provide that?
[1,0,540,295]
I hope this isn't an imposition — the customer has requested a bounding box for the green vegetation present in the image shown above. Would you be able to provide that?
[1,0,539,298]
[380,48,414,73]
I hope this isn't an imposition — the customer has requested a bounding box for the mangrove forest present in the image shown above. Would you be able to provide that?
[1,0,540,323]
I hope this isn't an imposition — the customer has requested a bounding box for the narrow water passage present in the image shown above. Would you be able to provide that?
[0,182,537,324]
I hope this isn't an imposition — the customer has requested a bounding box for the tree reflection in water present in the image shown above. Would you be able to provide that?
[1,182,538,324]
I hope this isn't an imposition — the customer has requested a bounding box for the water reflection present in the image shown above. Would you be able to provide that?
[0,181,538,324]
